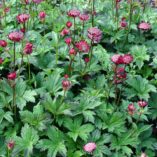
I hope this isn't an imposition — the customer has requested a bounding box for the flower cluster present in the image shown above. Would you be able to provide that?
[111,54,133,65]
[60,8,102,74]
[24,42,33,54]
[128,100,148,115]
[111,53,133,84]
[88,27,102,43]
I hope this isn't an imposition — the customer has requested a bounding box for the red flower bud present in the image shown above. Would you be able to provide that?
[128,103,135,115]
[0,58,3,64]
[66,21,72,28]
[62,79,71,91]
[69,48,76,56]
[138,100,147,108]
[7,72,16,80]
[7,140,15,150]
[0,40,7,47]
[65,37,72,46]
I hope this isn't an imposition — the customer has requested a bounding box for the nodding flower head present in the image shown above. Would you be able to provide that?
[62,78,71,91]
[120,17,127,28]
[67,9,80,18]
[39,11,46,21]
[7,72,16,80]
[0,40,7,47]
[123,54,133,64]
[79,14,90,21]
[16,14,30,23]
[138,100,147,108]
[60,28,70,36]
[83,142,96,153]
[7,140,15,150]
[66,21,72,28]
[24,42,33,54]
[8,31,24,42]
[128,103,136,115]
[138,22,151,31]
[65,37,72,46]
[88,27,102,43]
[75,40,90,53]
[111,54,124,65]
[32,0,44,4]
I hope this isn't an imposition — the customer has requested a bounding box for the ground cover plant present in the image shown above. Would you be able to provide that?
[0,0,157,156]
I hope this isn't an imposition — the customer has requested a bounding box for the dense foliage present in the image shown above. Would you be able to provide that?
[0,0,157,156]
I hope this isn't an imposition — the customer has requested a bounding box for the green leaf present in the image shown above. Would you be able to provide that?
[20,104,50,131]
[99,112,126,135]
[23,90,37,103]
[37,126,67,157]
[130,45,149,69]
[0,109,13,124]
[125,75,156,100]
[44,69,63,95]
[43,94,71,116]
[13,124,39,156]
[64,117,94,141]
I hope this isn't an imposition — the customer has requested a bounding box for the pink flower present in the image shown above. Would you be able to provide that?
[60,28,70,36]
[0,40,7,47]
[128,103,135,115]
[138,100,147,108]
[64,74,69,79]
[111,54,124,64]
[84,57,90,63]
[24,42,33,54]
[138,22,151,30]
[120,17,127,28]
[79,14,90,21]
[4,7,10,13]
[67,9,80,18]
[7,72,16,80]
[83,142,96,153]
[65,37,72,46]
[0,58,3,64]
[7,140,15,150]
[20,28,26,33]
[8,31,24,42]
[66,21,72,28]
[25,0,30,4]
[88,27,102,43]
[69,48,77,56]
[39,11,46,21]
[62,79,71,91]
[123,54,133,64]
[16,14,30,23]
[32,0,44,4]
[75,40,90,53]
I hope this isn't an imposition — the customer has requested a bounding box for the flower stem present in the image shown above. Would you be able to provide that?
[114,65,118,105]
[13,42,16,70]
[115,1,119,30]
[7,149,10,157]
[12,84,16,119]
[91,0,95,27]
[89,40,93,66]
[73,17,76,41]
[27,55,31,81]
